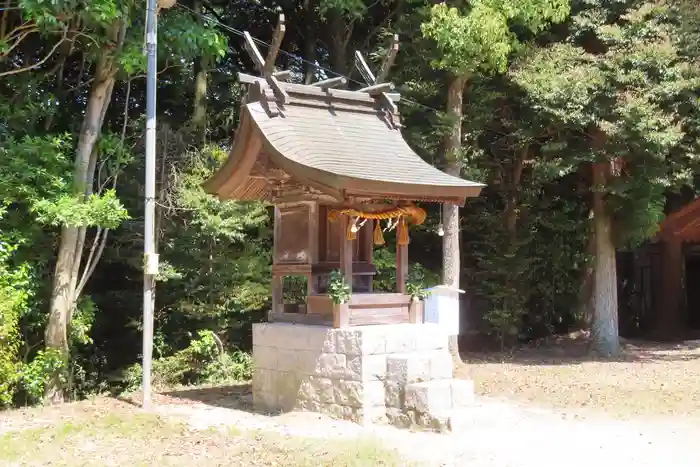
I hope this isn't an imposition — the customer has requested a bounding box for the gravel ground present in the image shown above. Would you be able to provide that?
[3,338,700,466]
[151,387,700,467]
[459,336,700,420]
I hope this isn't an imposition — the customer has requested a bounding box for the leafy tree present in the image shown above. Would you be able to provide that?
[420,0,569,350]
[511,0,700,353]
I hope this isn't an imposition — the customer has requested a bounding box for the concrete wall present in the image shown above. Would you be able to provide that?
[252,322,472,430]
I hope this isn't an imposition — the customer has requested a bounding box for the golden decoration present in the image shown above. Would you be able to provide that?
[328,204,425,244]
[373,221,385,245]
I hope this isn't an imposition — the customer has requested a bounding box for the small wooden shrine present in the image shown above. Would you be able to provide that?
[204,15,484,328]
[618,197,700,339]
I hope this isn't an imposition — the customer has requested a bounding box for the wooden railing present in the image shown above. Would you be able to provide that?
[270,293,423,328]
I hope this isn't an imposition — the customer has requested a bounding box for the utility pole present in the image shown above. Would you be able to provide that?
[142,0,176,410]
[141,0,158,410]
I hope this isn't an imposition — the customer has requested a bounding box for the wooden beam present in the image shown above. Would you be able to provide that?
[266,74,290,104]
[312,76,347,89]
[274,70,291,81]
[358,82,394,94]
[263,14,286,76]
[270,311,332,326]
[239,71,291,86]
[244,31,265,72]
[354,50,376,85]
[375,34,399,84]
[379,92,398,115]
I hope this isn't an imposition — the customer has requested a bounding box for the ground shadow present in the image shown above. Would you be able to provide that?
[460,335,700,366]
[116,383,260,412]
[161,383,255,410]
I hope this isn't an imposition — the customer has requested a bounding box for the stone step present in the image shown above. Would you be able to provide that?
[385,351,454,384]
[404,378,475,413]
[386,406,475,433]
[412,408,475,433]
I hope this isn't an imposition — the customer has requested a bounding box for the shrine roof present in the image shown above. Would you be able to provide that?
[658,197,700,242]
[204,79,484,205]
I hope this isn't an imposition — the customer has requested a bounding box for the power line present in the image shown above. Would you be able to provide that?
[177,3,443,116]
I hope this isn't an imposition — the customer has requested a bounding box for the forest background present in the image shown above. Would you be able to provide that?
[2,0,700,406]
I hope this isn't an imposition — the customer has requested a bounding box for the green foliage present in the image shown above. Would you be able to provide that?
[159,10,228,62]
[283,276,308,304]
[421,0,570,75]
[319,0,367,18]
[328,270,351,305]
[0,134,73,204]
[71,297,97,346]
[0,220,31,407]
[405,282,430,301]
[32,190,130,228]
[121,330,252,392]
[421,2,515,75]
[372,248,440,293]
[19,349,67,404]
[154,144,271,338]
[512,0,700,247]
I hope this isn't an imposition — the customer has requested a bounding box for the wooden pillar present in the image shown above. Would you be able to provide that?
[339,214,353,286]
[271,275,283,318]
[270,206,282,321]
[307,202,319,295]
[408,299,423,323]
[364,220,374,292]
[396,241,408,294]
[657,236,684,339]
[334,214,353,329]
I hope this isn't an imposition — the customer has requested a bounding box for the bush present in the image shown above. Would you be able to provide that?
[121,330,253,393]
[0,231,31,407]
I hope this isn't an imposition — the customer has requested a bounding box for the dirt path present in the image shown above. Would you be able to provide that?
[2,392,698,466]
[152,389,700,467]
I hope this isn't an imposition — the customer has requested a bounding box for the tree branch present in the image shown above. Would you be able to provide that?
[0,29,38,57]
[0,28,68,77]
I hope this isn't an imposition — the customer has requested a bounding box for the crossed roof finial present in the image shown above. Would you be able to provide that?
[241,14,400,115]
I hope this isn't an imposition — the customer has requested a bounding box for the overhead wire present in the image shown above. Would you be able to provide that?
[2,2,442,115]
[176,3,443,116]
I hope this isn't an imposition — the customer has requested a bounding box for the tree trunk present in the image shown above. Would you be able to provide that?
[192,0,207,147]
[576,221,595,330]
[588,162,620,356]
[44,32,121,403]
[442,74,466,289]
[303,0,317,85]
[328,10,350,75]
[442,74,466,357]
[503,146,527,244]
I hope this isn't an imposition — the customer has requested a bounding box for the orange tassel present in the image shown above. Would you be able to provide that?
[397,217,409,245]
[346,221,357,240]
[373,221,385,245]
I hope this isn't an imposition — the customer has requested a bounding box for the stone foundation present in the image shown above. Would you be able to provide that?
[252,322,474,431]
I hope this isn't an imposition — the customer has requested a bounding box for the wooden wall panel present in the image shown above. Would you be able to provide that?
[275,205,310,263]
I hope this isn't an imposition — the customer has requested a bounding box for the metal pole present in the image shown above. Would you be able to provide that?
[142,0,159,410]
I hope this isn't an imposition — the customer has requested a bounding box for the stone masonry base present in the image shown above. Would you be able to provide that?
[252,322,474,432]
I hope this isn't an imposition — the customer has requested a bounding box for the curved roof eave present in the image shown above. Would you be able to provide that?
[202,108,258,198]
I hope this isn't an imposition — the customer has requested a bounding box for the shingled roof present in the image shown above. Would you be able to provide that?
[204,79,484,206]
